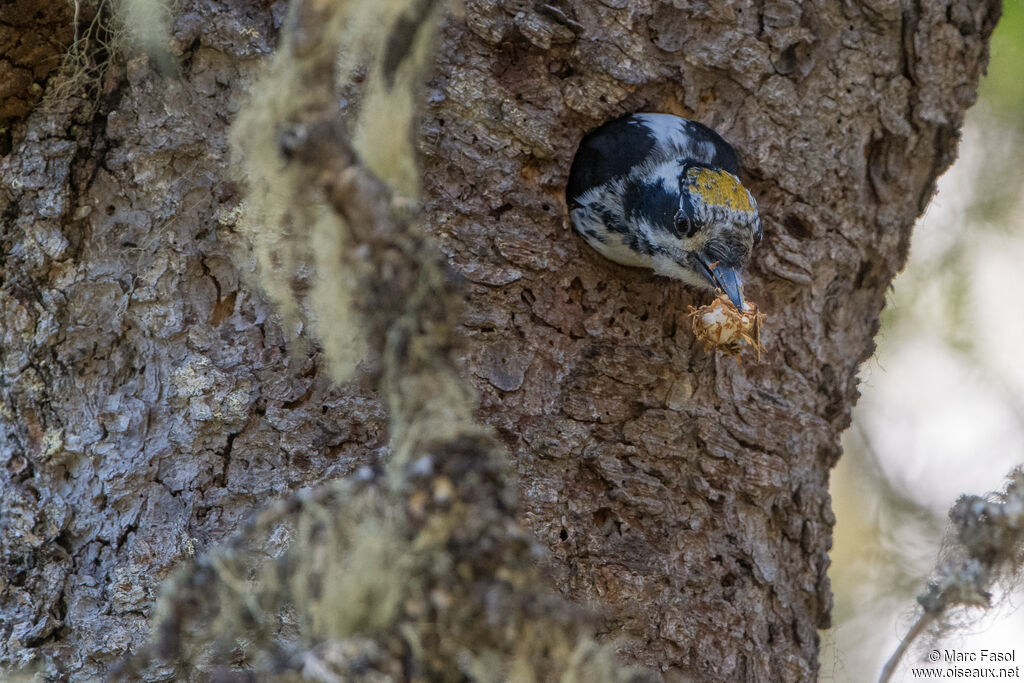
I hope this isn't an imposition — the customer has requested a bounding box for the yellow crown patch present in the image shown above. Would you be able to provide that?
[685,167,754,213]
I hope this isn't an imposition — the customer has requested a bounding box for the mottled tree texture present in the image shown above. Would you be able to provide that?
[102,3,643,679]
[0,0,999,681]
[0,2,78,134]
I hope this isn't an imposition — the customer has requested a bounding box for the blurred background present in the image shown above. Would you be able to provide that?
[822,0,1024,678]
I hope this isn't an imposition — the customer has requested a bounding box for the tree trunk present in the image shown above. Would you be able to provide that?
[0,0,999,681]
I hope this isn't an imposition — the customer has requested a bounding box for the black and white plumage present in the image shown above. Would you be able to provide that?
[566,113,762,309]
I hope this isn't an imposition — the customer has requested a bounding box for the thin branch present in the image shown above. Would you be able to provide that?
[878,611,937,683]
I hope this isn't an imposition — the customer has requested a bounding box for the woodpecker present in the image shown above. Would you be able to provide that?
[566,113,762,309]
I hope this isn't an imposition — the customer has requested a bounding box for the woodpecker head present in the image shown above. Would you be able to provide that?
[566,113,763,308]
[672,163,762,309]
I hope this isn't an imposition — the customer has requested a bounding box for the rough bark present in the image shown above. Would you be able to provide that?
[0,1,78,137]
[104,6,643,679]
[0,0,999,681]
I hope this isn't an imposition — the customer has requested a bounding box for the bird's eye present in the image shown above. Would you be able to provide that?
[675,211,700,238]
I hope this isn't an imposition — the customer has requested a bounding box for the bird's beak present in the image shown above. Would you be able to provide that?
[696,255,745,309]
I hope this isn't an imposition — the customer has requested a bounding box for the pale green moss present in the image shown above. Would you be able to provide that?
[229,3,367,381]
[118,0,175,73]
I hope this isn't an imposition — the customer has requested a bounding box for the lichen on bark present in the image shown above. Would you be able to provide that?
[0,0,1001,681]
[111,1,644,679]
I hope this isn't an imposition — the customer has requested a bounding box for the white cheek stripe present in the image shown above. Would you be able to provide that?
[646,159,684,195]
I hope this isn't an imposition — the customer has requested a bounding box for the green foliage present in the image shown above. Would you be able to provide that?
[979,0,1024,125]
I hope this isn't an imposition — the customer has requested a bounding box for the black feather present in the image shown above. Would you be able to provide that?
[566,114,744,208]
[566,117,657,205]
[679,119,741,176]
[622,178,680,237]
